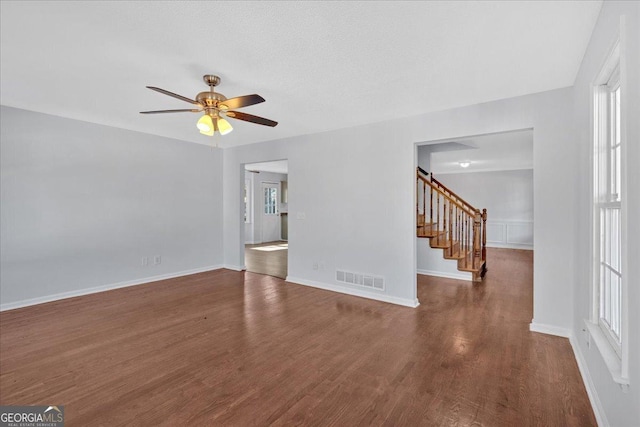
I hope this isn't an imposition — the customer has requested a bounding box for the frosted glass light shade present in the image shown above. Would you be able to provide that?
[217,118,233,135]
[197,114,213,133]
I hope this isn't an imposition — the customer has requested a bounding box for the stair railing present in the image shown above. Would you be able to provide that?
[416,167,487,273]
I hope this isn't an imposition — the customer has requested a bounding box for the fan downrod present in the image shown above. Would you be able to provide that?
[203,75,221,88]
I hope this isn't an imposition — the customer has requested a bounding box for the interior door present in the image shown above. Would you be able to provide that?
[261,182,280,243]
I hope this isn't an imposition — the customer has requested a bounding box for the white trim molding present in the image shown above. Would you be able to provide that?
[584,320,629,386]
[570,334,610,427]
[486,219,533,250]
[223,264,247,271]
[529,321,571,338]
[417,269,473,281]
[530,322,610,426]
[286,276,420,308]
[0,265,225,312]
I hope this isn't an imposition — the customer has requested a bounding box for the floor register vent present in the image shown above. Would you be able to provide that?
[336,270,385,291]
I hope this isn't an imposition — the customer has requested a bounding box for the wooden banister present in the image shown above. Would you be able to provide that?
[417,173,475,216]
[417,168,476,215]
[430,175,476,214]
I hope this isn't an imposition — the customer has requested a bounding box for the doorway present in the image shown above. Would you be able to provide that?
[414,128,534,286]
[243,160,289,279]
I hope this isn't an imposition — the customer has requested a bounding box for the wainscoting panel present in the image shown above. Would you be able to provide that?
[486,220,533,250]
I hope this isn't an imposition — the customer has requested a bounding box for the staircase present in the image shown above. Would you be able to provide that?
[417,167,487,281]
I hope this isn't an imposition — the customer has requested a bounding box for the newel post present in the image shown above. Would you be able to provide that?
[473,209,481,262]
[482,208,487,262]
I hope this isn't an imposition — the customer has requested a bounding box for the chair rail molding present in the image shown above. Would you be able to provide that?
[485,219,533,250]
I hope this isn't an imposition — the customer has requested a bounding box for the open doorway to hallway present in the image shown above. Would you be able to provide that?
[243,160,288,279]
[415,129,534,284]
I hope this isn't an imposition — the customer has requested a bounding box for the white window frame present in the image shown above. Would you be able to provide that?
[263,185,278,216]
[587,38,629,386]
[596,66,622,355]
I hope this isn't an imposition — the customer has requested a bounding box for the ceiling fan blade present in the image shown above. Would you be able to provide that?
[219,94,265,110]
[140,109,202,114]
[226,111,278,127]
[146,86,200,105]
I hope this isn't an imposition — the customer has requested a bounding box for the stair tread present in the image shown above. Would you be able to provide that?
[417,233,437,238]
[430,241,452,249]
[416,221,435,228]
[417,223,439,238]
[443,249,466,260]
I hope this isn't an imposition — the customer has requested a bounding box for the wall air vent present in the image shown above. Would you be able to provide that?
[336,269,385,291]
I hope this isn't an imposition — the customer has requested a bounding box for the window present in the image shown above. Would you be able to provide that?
[264,187,278,215]
[592,42,625,364]
[244,178,251,223]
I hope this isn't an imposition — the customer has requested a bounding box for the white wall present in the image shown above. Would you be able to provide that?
[0,106,224,309]
[417,145,431,171]
[223,87,575,317]
[224,127,420,306]
[244,170,287,244]
[416,242,472,281]
[437,169,534,249]
[571,2,640,426]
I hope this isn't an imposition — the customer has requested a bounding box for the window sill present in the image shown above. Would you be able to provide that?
[584,320,629,386]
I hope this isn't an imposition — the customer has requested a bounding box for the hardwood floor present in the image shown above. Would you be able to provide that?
[0,248,595,426]
[245,241,288,279]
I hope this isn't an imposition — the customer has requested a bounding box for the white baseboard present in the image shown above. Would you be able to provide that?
[223,264,246,271]
[285,276,419,308]
[569,334,608,427]
[529,321,571,338]
[417,269,473,281]
[0,264,224,312]
[531,323,606,426]
[486,243,534,250]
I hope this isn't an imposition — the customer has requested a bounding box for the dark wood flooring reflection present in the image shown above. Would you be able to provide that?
[0,249,596,426]
[245,241,288,279]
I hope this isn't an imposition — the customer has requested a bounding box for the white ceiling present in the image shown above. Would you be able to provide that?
[428,129,533,174]
[245,160,288,175]
[0,1,601,148]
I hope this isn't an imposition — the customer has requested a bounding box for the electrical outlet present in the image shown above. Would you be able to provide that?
[154,256,162,265]
[313,261,318,270]
[141,257,149,267]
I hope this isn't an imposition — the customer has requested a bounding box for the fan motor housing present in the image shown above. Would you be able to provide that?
[196,91,227,107]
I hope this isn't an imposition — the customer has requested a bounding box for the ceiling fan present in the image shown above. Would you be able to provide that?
[140,74,277,137]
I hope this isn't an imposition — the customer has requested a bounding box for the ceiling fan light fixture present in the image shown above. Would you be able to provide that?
[142,75,277,138]
[197,114,213,133]
[217,117,233,135]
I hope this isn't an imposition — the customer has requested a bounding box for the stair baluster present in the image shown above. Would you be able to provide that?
[448,201,454,257]
[436,192,440,246]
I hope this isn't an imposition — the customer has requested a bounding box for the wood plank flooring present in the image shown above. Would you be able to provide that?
[0,248,596,426]
[245,241,288,279]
